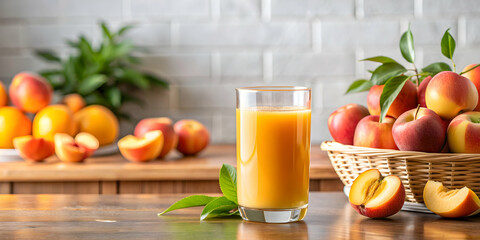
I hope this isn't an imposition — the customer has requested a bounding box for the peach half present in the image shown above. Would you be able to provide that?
[349,169,406,218]
[423,180,480,218]
[13,136,55,162]
[118,130,164,163]
[54,132,99,163]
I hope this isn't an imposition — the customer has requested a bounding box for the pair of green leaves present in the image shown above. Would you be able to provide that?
[346,26,456,123]
[159,164,240,220]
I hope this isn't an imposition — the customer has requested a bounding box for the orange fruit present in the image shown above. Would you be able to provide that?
[33,104,76,141]
[61,93,85,113]
[0,82,8,107]
[74,105,119,146]
[0,106,32,148]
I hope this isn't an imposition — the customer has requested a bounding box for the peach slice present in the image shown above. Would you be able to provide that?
[13,135,55,162]
[54,132,99,163]
[349,169,406,218]
[118,130,164,163]
[423,180,480,218]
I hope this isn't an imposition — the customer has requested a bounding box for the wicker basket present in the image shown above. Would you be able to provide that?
[321,141,480,203]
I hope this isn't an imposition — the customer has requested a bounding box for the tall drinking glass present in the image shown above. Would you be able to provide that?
[236,86,311,223]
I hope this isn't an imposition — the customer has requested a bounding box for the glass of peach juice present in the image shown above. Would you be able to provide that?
[236,86,311,223]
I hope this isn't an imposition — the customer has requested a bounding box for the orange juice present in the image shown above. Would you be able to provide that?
[236,106,311,209]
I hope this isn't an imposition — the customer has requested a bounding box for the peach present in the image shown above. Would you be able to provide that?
[0,82,8,107]
[61,93,86,113]
[349,169,405,218]
[462,64,480,111]
[33,105,77,142]
[174,119,210,155]
[353,115,398,150]
[328,104,369,145]
[447,112,480,153]
[9,72,52,113]
[426,71,478,120]
[13,136,54,162]
[54,132,99,163]
[74,105,119,146]
[423,180,480,218]
[134,117,178,158]
[417,76,432,108]
[367,80,418,119]
[392,107,446,152]
[118,130,164,163]
[0,106,32,148]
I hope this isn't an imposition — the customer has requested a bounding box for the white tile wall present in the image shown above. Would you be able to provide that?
[0,0,479,143]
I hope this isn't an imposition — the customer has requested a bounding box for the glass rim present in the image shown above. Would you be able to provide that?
[236,86,311,92]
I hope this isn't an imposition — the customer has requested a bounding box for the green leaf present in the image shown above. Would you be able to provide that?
[35,50,61,63]
[101,22,113,41]
[158,195,217,216]
[379,76,409,122]
[77,74,107,95]
[361,56,397,64]
[144,73,169,88]
[441,29,456,59]
[219,164,237,204]
[200,196,238,220]
[421,62,452,76]
[114,68,150,89]
[117,25,134,36]
[370,63,407,85]
[345,79,373,94]
[106,88,121,108]
[400,25,415,63]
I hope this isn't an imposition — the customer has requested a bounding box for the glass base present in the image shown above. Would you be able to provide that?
[238,205,308,223]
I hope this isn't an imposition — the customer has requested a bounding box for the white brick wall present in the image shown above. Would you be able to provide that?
[0,0,479,143]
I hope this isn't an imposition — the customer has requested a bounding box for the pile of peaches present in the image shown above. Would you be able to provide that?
[0,72,210,163]
[329,65,480,154]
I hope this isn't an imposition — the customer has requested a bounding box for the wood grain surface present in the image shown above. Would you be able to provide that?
[0,145,336,181]
[0,192,478,239]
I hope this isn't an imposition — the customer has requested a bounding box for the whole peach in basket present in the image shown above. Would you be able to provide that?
[367,80,417,119]
[426,71,478,120]
[9,72,52,113]
[462,64,480,111]
[417,76,432,108]
[353,115,398,150]
[61,93,86,113]
[448,112,480,153]
[392,107,446,153]
[328,104,369,145]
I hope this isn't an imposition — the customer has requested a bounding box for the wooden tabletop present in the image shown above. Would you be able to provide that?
[1,192,479,239]
[0,144,337,181]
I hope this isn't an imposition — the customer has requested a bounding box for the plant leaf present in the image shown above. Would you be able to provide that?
[400,25,415,63]
[35,50,61,63]
[144,73,169,88]
[379,76,409,122]
[200,196,238,220]
[421,62,452,76]
[441,29,456,59]
[117,25,134,36]
[77,74,107,95]
[106,88,121,108]
[345,79,373,94]
[101,22,113,41]
[370,63,407,85]
[158,195,217,216]
[360,56,397,64]
[219,164,237,204]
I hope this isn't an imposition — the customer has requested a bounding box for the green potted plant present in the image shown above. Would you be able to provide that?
[35,22,168,121]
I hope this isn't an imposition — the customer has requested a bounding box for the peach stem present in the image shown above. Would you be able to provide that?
[414,104,421,121]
